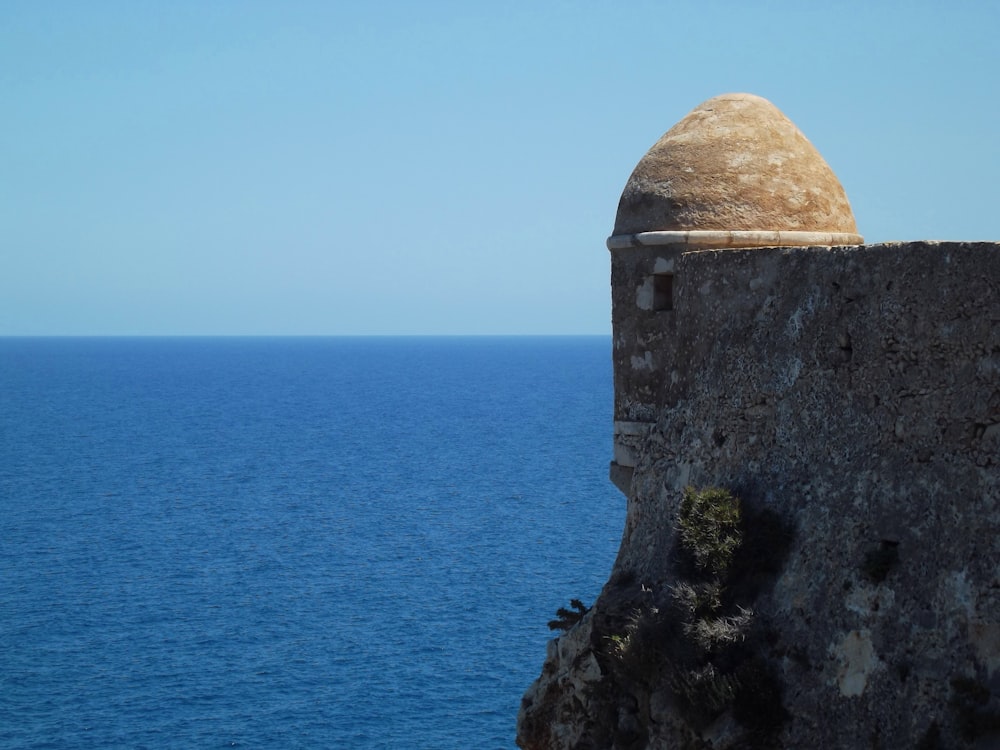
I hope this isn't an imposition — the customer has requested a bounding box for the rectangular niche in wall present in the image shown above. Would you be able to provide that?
[653,273,673,312]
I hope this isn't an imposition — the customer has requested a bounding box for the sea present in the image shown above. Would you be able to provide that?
[0,336,623,749]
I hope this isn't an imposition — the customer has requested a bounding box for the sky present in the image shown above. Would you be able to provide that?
[2,1,998,336]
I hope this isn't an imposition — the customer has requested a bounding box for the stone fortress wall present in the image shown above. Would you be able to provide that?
[517,95,1000,749]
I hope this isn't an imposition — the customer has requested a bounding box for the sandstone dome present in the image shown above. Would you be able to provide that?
[611,93,861,243]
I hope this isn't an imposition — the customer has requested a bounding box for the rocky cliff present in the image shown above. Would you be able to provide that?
[517,241,1000,749]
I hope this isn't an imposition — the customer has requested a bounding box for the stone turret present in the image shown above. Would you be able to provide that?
[518,92,999,750]
[609,93,863,493]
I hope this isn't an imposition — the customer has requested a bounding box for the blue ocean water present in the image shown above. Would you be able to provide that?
[0,337,622,749]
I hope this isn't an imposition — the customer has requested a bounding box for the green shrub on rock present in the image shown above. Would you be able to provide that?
[678,486,742,578]
[548,598,589,632]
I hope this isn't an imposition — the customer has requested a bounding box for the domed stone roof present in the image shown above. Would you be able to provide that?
[611,93,861,245]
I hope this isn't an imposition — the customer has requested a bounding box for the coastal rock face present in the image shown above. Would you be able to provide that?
[613,94,859,237]
[518,242,1000,749]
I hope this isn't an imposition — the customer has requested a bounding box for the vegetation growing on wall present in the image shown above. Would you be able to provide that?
[678,486,742,578]
[601,486,791,747]
[548,599,589,632]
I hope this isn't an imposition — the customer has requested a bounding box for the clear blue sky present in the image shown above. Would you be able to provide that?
[2,1,998,335]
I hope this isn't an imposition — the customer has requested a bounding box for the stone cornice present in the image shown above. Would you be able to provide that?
[606,230,864,250]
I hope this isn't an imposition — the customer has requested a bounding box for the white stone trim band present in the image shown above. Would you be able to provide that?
[614,420,654,436]
[607,230,864,250]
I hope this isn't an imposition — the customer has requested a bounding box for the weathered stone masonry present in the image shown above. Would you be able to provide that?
[518,93,1000,749]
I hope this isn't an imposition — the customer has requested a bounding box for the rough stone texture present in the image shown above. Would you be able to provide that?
[518,242,1000,749]
[610,243,685,426]
[613,94,859,237]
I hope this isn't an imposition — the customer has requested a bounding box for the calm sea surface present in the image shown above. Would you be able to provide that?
[0,337,623,749]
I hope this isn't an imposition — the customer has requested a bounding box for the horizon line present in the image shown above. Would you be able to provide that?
[0,332,613,339]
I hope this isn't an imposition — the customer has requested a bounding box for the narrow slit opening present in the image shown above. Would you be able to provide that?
[653,273,673,312]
